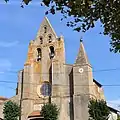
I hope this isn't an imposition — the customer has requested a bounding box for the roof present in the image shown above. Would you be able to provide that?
[108,106,120,113]
[28,110,43,118]
[75,41,90,65]
[36,17,57,39]
[93,79,102,87]
[0,96,8,101]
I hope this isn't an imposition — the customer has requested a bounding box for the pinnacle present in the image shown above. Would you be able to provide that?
[75,41,90,65]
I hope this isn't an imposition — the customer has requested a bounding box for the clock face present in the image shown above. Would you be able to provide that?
[79,68,84,73]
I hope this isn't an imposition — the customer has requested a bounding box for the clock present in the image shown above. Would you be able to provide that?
[79,68,84,73]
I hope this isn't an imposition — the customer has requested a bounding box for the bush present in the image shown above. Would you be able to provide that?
[88,99,110,120]
[3,101,20,120]
[41,103,59,120]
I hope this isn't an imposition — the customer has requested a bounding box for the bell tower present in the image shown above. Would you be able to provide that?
[24,17,66,97]
[34,17,65,83]
[73,40,94,120]
[20,17,66,120]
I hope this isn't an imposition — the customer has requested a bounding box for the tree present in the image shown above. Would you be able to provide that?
[117,116,120,120]
[88,99,110,120]
[4,0,120,53]
[3,100,20,120]
[41,103,59,120]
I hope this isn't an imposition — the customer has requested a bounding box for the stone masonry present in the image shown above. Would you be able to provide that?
[0,17,105,120]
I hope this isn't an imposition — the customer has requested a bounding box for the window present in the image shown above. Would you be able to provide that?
[37,48,42,61]
[44,26,47,33]
[40,37,43,44]
[48,35,52,43]
[49,46,55,59]
[40,82,51,97]
[58,37,61,41]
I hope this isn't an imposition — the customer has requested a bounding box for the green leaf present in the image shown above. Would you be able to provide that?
[88,99,110,120]
[3,101,20,120]
[41,103,59,120]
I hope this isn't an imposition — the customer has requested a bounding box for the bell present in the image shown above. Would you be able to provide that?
[38,55,41,59]
[49,39,52,43]
[37,55,41,61]
[50,52,54,59]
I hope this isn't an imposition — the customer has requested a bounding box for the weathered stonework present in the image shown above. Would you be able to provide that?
[0,17,105,120]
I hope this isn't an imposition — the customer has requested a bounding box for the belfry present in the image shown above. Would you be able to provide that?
[0,17,105,120]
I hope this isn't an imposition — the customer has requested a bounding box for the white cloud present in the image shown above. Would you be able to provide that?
[0,41,19,47]
[0,59,12,73]
[107,99,120,111]
[0,71,4,74]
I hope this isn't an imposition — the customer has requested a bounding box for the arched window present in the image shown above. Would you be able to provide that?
[49,46,55,59]
[40,37,43,44]
[44,26,47,33]
[48,35,52,43]
[37,48,42,61]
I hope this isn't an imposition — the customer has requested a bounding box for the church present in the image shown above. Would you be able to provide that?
[0,17,107,120]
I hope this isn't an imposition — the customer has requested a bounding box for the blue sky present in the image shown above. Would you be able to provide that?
[0,0,120,108]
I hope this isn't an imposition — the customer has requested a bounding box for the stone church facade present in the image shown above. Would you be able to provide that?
[0,17,105,120]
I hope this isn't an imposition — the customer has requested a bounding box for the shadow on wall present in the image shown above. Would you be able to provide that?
[69,68,74,120]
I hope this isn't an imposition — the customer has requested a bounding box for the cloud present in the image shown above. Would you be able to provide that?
[0,59,12,73]
[0,41,19,47]
[107,99,120,110]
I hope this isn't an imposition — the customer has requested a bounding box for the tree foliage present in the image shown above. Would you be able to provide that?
[3,101,20,120]
[41,103,59,120]
[117,116,120,120]
[88,99,110,120]
[4,0,120,52]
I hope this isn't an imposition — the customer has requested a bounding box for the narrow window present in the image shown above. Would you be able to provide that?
[58,37,61,41]
[44,26,47,33]
[40,37,43,44]
[37,48,42,61]
[48,35,52,43]
[49,46,55,59]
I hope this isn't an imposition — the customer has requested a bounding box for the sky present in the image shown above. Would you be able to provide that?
[0,0,120,109]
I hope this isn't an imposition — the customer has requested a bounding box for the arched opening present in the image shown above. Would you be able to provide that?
[44,26,47,33]
[48,35,52,43]
[40,37,43,44]
[37,48,42,61]
[28,110,44,120]
[28,117,43,120]
[49,46,55,59]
